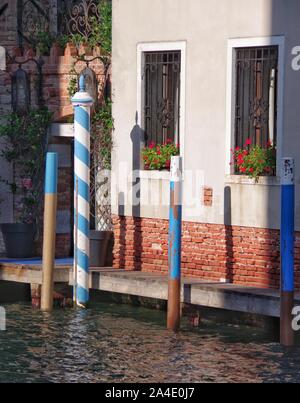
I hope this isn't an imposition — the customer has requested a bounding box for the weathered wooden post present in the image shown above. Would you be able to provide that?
[167,156,183,331]
[41,152,58,312]
[71,75,94,307]
[280,157,295,346]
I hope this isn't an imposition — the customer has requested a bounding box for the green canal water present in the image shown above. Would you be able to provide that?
[0,302,300,383]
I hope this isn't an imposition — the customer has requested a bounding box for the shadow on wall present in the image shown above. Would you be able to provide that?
[224,186,234,284]
[131,112,145,271]
[116,112,145,271]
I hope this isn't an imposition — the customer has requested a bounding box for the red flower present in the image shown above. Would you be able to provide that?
[166,138,173,144]
[157,150,161,155]
[245,138,252,146]
[235,147,240,151]
[249,168,254,173]
[267,140,273,148]
[149,142,155,149]
[240,167,246,173]
[237,155,244,165]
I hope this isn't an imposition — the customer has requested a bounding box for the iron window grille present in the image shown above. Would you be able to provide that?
[234,46,278,150]
[143,50,181,146]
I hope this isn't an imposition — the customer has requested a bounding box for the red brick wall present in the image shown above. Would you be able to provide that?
[0,43,107,118]
[0,40,107,256]
[112,215,300,289]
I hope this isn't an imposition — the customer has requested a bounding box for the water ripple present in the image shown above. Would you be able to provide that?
[0,303,299,383]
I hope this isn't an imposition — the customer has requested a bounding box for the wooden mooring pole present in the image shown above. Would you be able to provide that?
[167,156,183,331]
[280,157,295,346]
[41,152,58,312]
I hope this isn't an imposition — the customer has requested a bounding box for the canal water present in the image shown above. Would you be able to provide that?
[0,302,300,383]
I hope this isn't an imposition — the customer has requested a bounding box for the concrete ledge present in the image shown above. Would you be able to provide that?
[1,263,300,319]
[0,263,70,284]
[89,270,300,318]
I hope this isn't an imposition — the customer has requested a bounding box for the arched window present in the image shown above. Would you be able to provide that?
[12,67,31,115]
[81,67,98,110]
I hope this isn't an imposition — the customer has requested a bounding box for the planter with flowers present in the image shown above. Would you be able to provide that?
[142,139,180,171]
[231,139,276,183]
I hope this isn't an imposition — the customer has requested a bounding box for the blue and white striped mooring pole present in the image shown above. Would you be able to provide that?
[280,157,295,346]
[41,152,58,312]
[71,76,94,307]
[167,156,183,331]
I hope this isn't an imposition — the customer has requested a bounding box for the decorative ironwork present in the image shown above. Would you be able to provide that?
[95,170,112,231]
[59,0,100,41]
[17,0,51,48]
[143,51,181,145]
[234,46,278,149]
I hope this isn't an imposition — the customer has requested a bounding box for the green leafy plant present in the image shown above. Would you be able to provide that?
[142,140,180,170]
[58,0,113,230]
[56,34,69,51]
[35,31,55,56]
[0,108,52,224]
[89,0,112,54]
[91,101,114,170]
[67,75,78,98]
[231,138,276,182]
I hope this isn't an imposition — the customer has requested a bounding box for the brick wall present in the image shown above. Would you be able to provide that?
[0,39,107,256]
[112,215,300,289]
[0,43,106,117]
[0,1,18,52]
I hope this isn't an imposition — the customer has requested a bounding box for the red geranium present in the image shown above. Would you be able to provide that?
[231,140,276,182]
[142,139,179,170]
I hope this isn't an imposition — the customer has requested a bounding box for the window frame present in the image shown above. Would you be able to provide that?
[226,36,285,178]
[137,41,186,170]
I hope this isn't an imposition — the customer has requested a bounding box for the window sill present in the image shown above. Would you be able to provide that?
[138,170,170,180]
[225,174,281,186]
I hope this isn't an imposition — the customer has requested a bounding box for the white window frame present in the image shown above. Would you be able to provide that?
[137,41,186,172]
[225,36,285,177]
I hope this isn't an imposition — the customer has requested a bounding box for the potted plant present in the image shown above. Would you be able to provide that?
[0,108,52,258]
[231,138,276,182]
[142,139,180,170]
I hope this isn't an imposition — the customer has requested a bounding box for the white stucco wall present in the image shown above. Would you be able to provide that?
[112,0,300,230]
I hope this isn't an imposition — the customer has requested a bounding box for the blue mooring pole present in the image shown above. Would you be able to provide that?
[71,75,94,308]
[41,152,58,312]
[280,157,295,346]
[167,156,183,331]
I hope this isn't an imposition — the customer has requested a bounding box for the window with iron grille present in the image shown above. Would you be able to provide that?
[143,51,181,146]
[234,46,278,150]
